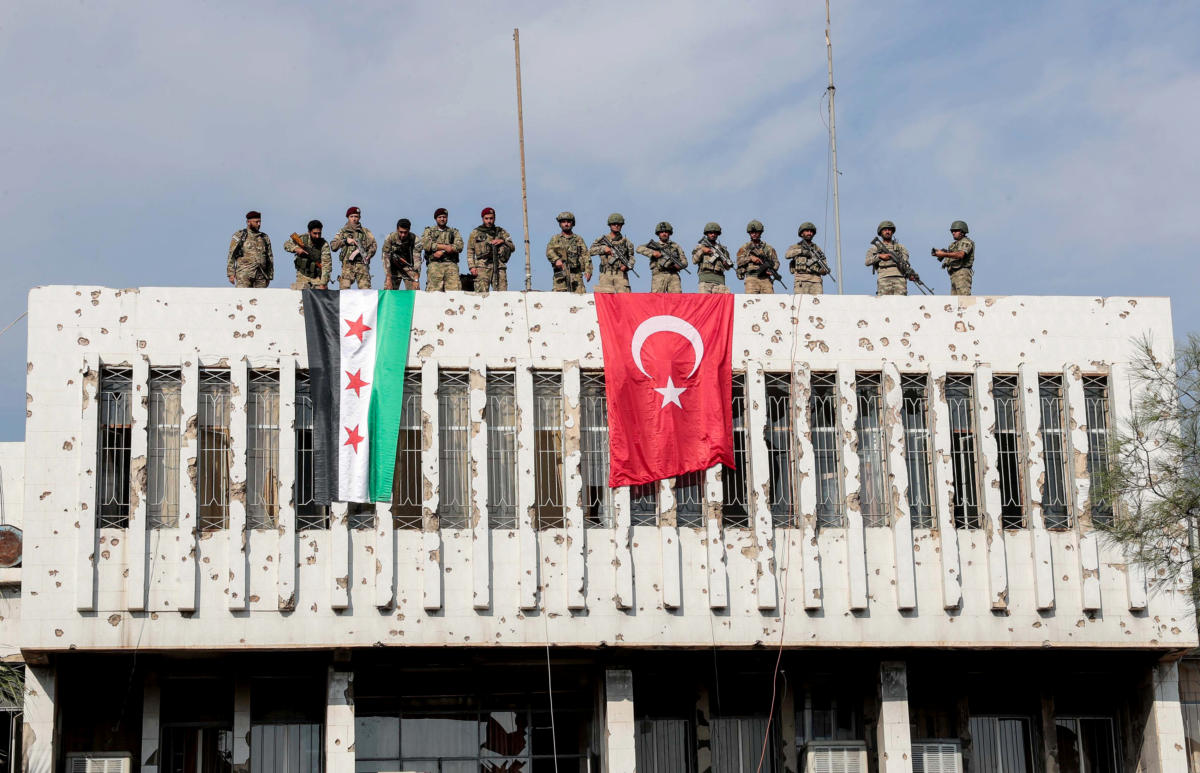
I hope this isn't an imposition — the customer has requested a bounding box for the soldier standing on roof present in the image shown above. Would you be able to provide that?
[785,222,830,295]
[331,207,377,289]
[226,210,274,288]
[866,220,911,296]
[421,208,465,292]
[736,220,780,294]
[546,212,590,293]
[590,213,636,293]
[467,207,515,293]
[382,218,421,290]
[637,221,688,293]
[932,220,975,295]
[285,219,331,290]
[692,222,733,294]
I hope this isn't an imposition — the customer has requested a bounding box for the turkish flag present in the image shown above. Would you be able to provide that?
[595,294,735,487]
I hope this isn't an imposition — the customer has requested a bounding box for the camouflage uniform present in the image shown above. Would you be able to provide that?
[421,224,465,291]
[736,240,780,294]
[866,238,911,296]
[382,231,422,290]
[330,221,377,289]
[226,228,274,288]
[284,233,331,290]
[785,238,829,295]
[637,239,687,293]
[590,234,636,293]
[941,235,975,295]
[468,225,516,293]
[691,237,733,294]
[546,233,591,293]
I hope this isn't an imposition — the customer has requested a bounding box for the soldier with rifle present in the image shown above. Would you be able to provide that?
[589,213,637,293]
[382,218,421,290]
[866,220,932,296]
[284,219,331,290]
[226,210,274,288]
[331,206,377,289]
[420,208,465,292]
[467,207,516,293]
[546,211,591,293]
[785,222,833,295]
[931,220,975,295]
[692,222,735,294]
[637,221,689,293]
[736,220,783,294]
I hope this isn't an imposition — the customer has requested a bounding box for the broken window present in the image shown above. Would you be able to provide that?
[486,371,517,529]
[1039,375,1071,529]
[765,373,795,528]
[675,471,704,528]
[810,372,843,528]
[294,372,328,530]
[391,371,422,530]
[197,368,232,531]
[581,372,614,528]
[1083,376,1114,526]
[722,373,750,528]
[855,373,889,527]
[992,375,1026,529]
[901,374,935,529]
[246,370,279,530]
[1055,716,1118,773]
[946,374,982,529]
[437,371,470,530]
[631,482,658,526]
[97,366,132,529]
[147,368,182,529]
[968,715,1036,773]
[533,371,565,529]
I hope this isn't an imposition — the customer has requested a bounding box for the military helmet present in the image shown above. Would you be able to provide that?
[798,222,817,236]
[556,211,576,223]
[703,221,722,234]
[655,221,674,234]
[950,220,969,233]
[876,220,896,235]
[746,219,764,233]
[607,213,625,226]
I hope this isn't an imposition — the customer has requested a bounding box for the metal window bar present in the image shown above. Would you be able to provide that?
[197,368,232,531]
[765,373,795,528]
[1039,375,1072,529]
[810,372,844,528]
[580,373,614,528]
[1083,376,1115,526]
[992,374,1026,529]
[347,501,375,530]
[630,483,658,526]
[246,370,280,530]
[437,371,471,530]
[97,367,133,528]
[946,374,982,529]
[391,371,423,529]
[293,372,328,530]
[855,373,890,527]
[486,371,518,529]
[721,373,749,528]
[901,374,935,529]
[533,371,565,529]
[147,368,181,529]
[675,471,704,528]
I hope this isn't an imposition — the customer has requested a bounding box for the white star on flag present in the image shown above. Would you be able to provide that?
[654,376,687,409]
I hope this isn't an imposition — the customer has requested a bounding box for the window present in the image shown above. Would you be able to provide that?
[148,369,182,529]
[968,715,1035,773]
[1055,716,1118,773]
[533,371,565,529]
[901,374,935,529]
[721,373,750,529]
[391,371,422,529]
[675,471,704,529]
[437,371,470,530]
[246,370,280,530]
[1083,376,1114,525]
[1039,375,1071,529]
[198,369,232,530]
[631,483,658,526]
[855,373,889,527]
[250,677,323,773]
[636,718,693,773]
[294,372,328,530]
[160,677,234,773]
[765,373,795,528]
[946,374,981,529]
[711,717,774,773]
[348,502,375,531]
[811,372,843,528]
[993,375,1026,529]
[97,366,132,528]
[581,373,613,528]
[486,371,518,529]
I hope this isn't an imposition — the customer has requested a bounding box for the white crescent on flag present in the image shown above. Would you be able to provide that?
[629,315,704,379]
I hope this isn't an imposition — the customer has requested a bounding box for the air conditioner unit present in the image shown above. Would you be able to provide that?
[912,740,963,773]
[804,740,868,773]
[66,754,131,773]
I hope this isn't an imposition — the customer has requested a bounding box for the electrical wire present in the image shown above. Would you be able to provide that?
[0,312,27,340]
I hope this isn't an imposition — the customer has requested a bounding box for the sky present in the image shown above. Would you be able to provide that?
[1,0,1198,439]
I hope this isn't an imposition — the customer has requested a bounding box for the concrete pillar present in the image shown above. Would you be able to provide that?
[604,669,636,773]
[876,661,912,773]
[1140,660,1188,772]
[140,672,161,773]
[1039,688,1059,773]
[22,665,55,773]
[780,676,798,773]
[232,676,251,773]
[326,667,355,773]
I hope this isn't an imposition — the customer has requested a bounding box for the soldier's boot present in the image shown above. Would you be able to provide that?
[949,269,973,296]
[877,276,908,296]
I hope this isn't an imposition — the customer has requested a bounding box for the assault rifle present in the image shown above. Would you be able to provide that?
[604,237,639,278]
[746,242,785,289]
[870,237,934,295]
[290,233,321,279]
[648,241,690,273]
[389,236,418,283]
[703,237,734,273]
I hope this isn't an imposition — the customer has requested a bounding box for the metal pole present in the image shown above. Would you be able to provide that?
[825,0,844,294]
[514,29,533,292]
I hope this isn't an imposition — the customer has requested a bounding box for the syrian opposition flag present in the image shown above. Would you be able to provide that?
[594,294,734,487]
[302,290,415,503]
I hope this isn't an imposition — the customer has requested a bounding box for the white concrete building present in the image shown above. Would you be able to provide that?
[7,286,1199,772]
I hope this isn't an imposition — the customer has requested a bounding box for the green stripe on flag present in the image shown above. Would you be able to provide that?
[369,290,416,502]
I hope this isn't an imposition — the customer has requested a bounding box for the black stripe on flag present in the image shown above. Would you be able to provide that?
[302,290,341,504]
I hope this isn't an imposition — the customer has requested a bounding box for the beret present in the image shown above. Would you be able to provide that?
[434,207,449,218]
[245,210,261,220]
[481,207,495,217]
[346,206,360,217]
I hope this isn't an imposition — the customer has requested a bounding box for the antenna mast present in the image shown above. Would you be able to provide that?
[825,0,844,294]
[513,29,533,292]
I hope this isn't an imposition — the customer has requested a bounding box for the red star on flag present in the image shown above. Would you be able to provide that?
[343,425,364,453]
[345,369,370,397]
[344,314,372,342]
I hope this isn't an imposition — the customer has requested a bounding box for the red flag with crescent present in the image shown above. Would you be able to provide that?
[594,294,735,487]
